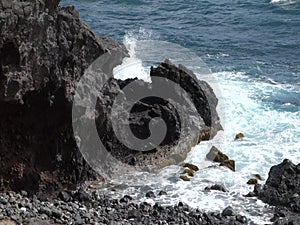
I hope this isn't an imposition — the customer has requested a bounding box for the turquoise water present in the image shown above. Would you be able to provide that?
[61,0,300,224]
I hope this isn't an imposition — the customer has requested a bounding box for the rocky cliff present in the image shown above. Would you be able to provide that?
[0,0,221,195]
[0,0,127,195]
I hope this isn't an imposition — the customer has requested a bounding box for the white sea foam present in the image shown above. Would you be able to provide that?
[107,30,300,224]
[270,0,297,5]
[113,28,154,82]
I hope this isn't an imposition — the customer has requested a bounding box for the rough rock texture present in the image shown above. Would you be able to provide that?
[257,159,300,213]
[95,60,222,172]
[0,190,249,225]
[206,146,229,162]
[0,0,126,195]
[151,60,221,130]
[0,0,222,195]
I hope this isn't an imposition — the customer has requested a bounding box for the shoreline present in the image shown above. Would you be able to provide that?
[0,1,299,225]
[0,181,297,225]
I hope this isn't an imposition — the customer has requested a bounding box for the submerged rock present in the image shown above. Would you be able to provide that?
[222,206,235,216]
[206,146,236,171]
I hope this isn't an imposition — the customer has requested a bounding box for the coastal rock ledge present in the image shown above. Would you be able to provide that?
[0,0,222,195]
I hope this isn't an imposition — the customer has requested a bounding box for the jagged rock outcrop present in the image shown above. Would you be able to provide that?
[0,0,126,195]
[0,0,222,194]
[94,60,222,172]
[256,159,300,213]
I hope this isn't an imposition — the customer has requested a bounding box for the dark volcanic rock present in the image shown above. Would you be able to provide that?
[145,191,155,198]
[0,0,126,195]
[258,159,300,213]
[222,206,235,216]
[0,191,250,225]
[0,0,222,195]
[95,60,222,171]
[150,60,221,130]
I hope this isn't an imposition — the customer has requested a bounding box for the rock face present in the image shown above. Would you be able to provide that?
[95,60,222,171]
[0,0,126,195]
[258,159,300,213]
[0,0,221,194]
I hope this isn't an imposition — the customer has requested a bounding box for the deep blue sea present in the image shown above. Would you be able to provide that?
[62,0,300,224]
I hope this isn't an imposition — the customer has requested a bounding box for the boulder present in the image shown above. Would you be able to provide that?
[257,159,300,213]
[150,60,221,130]
[222,206,235,216]
[235,133,245,140]
[247,178,258,185]
[95,60,222,171]
[206,146,229,163]
[146,191,156,198]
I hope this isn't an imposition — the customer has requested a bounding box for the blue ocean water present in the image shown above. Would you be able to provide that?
[61,0,299,224]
